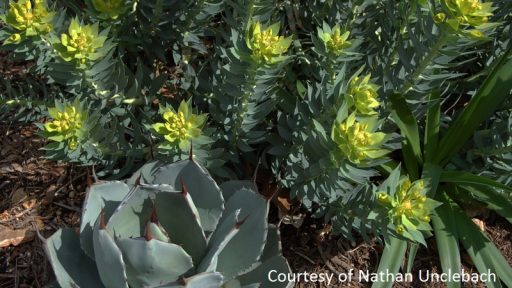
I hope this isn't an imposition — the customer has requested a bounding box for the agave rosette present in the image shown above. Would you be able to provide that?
[43,158,293,287]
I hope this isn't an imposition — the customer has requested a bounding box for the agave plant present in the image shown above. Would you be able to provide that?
[43,156,292,287]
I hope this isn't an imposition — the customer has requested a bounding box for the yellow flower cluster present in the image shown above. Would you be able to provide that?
[331,73,385,164]
[246,22,292,64]
[439,0,494,34]
[92,0,127,19]
[449,0,492,26]
[1,0,55,44]
[54,18,107,66]
[331,113,388,164]
[152,101,207,151]
[348,74,380,115]
[377,178,436,235]
[44,104,85,150]
[161,111,192,142]
[319,24,352,56]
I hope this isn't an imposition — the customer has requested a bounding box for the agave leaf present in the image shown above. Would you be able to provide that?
[152,160,225,232]
[43,228,104,288]
[150,272,224,288]
[127,160,162,185]
[115,237,194,287]
[216,188,269,281]
[80,181,130,259]
[261,225,282,262]
[219,180,258,202]
[92,225,129,287]
[197,209,241,273]
[235,255,293,288]
[155,189,207,265]
[149,222,170,242]
[107,186,154,238]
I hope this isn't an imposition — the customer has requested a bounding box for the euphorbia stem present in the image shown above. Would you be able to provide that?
[245,0,255,31]
[400,29,449,95]
[232,62,258,144]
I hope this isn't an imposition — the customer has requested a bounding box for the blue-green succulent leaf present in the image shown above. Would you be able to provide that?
[149,222,170,242]
[219,180,258,202]
[127,160,162,185]
[116,237,194,287]
[149,272,224,288]
[155,189,208,265]
[197,209,241,273]
[80,181,130,260]
[44,228,104,288]
[236,255,294,288]
[216,188,268,280]
[261,224,282,262]
[92,226,129,287]
[151,160,225,232]
[107,186,154,238]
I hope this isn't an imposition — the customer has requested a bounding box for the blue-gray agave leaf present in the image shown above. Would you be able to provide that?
[92,215,129,287]
[115,237,194,287]
[197,209,242,272]
[150,160,225,232]
[155,187,208,264]
[44,228,104,288]
[150,272,224,288]
[80,181,130,259]
[215,187,268,280]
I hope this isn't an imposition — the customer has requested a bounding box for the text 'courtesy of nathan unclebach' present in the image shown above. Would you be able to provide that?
[267,269,497,286]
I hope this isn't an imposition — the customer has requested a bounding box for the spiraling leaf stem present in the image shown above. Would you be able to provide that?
[232,61,258,144]
[400,28,449,95]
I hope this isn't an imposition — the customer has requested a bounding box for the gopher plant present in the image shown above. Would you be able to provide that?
[43,157,292,288]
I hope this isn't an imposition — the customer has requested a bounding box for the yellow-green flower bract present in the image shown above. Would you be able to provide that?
[44,103,87,150]
[377,178,437,235]
[348,74,380,115]
[331,113,389,164]
[54,18,107,66]
[9,33,22,43]
[318,24,352,56]
[92,0,126,19]
[443,0,494,27]
[152,101,208,151]
[246,22,292,64]
[1,0,54,42]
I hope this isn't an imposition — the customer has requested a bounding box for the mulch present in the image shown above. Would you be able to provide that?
[0,124,87,288]
[0,123,511,288]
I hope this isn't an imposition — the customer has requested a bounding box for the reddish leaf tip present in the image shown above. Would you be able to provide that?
[99,208,106,230]
[145,221,152,241]
[151,206,158,223]
[180,176,188,197]
[236,215,250,229]
[135,173,142,186]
